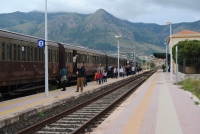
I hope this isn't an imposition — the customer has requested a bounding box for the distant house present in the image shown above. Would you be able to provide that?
[167,30,200,79]
[155,58,164,67]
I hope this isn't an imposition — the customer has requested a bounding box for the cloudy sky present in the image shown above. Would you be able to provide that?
[1,0,200,25]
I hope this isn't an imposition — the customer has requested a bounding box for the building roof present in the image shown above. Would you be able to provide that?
[156,58,164,62]
[167,30,200,44]
[174,30,200,35]
[152,52,170,59]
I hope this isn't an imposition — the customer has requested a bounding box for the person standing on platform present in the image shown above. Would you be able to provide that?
[73,54,78,74]
[131,66,135,75]
[126,65,129,77]
[60,65,67,91]
[76,63,85,92]
[119,66,124,77]
[83,64,87,87]
[103,70,107,82]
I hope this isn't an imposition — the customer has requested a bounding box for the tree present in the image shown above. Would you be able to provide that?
[172,40,200,65]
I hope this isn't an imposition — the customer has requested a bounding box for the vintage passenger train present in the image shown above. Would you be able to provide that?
[0,29,129,96]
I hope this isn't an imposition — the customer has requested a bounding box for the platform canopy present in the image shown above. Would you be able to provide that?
[152,52,170,59]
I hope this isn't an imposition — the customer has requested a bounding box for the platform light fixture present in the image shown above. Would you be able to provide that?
[115,35,121,78]
[166,21,173,82]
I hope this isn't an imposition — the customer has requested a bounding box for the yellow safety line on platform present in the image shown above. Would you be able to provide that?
[0,87,78,107]
[0,77,126,116]
[0,91,74,116]
[120,73,158,134]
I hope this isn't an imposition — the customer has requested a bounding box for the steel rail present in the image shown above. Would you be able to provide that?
[16,71,153,134]
[72,73,153,133]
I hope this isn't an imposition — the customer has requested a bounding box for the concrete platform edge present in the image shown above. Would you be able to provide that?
[0,78,126,129]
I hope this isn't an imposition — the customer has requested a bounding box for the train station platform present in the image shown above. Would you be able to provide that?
[91,70,200,134]
[0,74,134,129]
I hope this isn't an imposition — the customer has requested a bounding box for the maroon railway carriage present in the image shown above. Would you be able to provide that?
[0,29,129,96]
[0,30,59,95]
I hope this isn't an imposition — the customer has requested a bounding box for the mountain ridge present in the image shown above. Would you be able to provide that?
[0,9,200,55]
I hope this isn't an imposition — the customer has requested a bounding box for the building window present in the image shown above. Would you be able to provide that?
[7,44,12,60]
[2,43,5,60]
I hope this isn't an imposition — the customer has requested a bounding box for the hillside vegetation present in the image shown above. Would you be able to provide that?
[1,9,200,55]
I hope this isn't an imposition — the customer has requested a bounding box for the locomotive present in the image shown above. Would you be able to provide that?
[0,29,129,96]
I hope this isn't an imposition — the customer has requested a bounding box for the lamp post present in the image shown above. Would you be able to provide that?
[166,21,173,82]
[133,47,135,65]
[164,43,168,73]
[145,56,147,70]
[45,0,49,96]
[115,35,121,78]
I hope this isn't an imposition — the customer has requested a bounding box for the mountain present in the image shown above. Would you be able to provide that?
[0,9,200,55]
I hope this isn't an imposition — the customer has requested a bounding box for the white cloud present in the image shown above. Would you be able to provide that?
[0,0,199,25]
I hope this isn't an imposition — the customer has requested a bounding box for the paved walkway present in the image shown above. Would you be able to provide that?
[91,70,200,134]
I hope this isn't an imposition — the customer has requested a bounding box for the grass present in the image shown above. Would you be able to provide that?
[38,112,45,117]
[178,78,200,100]
[50,86,58,91]
[195,101,200,105]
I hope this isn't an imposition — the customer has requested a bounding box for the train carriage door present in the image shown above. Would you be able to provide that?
[105,55,108,71]
[58,43,65,71]
[73,50,77,74]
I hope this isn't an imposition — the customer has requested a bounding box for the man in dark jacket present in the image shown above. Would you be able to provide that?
[76,63,85,92]
[60,65,67,91]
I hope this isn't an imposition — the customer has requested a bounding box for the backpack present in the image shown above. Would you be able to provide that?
[60,68,67,77]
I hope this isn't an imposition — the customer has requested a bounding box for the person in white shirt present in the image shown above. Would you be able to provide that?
[103,70,107,82]
[119,66,124,77]
[131,66,135,75]
[73,54,78,73]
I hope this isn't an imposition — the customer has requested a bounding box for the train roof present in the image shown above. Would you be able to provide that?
[62,43,127,60]
[62,43,106,55]
[0,29,58,47]
[0,29,129,60]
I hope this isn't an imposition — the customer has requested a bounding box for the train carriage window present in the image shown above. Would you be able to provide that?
[96,56,99,63]
[38,49,41,62]
[7,44,12,60]
[30,47,33,61]
[82,54,85,63]
[65,52,67,62]
[14,44,16,61]
[27,46,30,61]
[78,54,80,62]
[81,54,83,63]
[68,52,71,63]
[41,49,44,62]
[84,54,86,63]
[18,45,21,61]
[22,46,26,61]
[93,56,96,63]
[50,50,53,62]
[2,43,5,60]
[56,50,58,62]
[86,55,88,63]
[34,48,37,61]
[53,50,55,62]
[48,49,50,62]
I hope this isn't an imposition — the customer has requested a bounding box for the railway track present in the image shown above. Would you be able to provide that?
[15,70,155,134]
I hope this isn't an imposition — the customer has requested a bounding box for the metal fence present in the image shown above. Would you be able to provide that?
[178,58,200,74]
